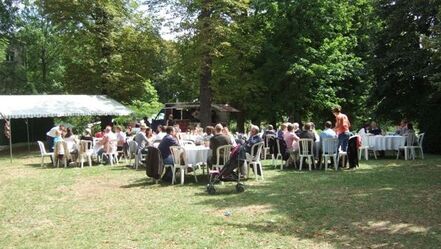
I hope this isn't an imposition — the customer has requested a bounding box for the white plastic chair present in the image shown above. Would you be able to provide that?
[262,135,274,160]
[397,135,418,160]
[53,141,69,168]
[127,140,138,167]
[102,139,119,166]
[37,141,53,167]
[358,135,377,160]
[170,146,198,185]
[78,140,93,168]
[321,138,338,170]
[298,139,314,171]
[245,142,264,180]
[271,138,285,170]
[212,144,233,172]
[416,133,425,159]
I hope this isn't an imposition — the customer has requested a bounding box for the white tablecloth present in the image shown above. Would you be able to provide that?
[367,135,405,151]
[184,145,211,165]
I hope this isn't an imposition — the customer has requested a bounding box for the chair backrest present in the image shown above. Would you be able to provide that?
[128,140,138,156]
[250,142,264,160]
[79,140,93,154]
[54,141,69,158]
[37,141,47,155]
[359,134,370,147]
[265,134,275,147]
[417,133,425,147]
[215,144,233,165]
[322,138,338,155]
[170,146,185,165]
[109,139,118,153]
[405,134,417,146]
[299,139,314,156]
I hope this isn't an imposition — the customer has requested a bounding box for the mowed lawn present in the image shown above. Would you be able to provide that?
[0,151,440,249]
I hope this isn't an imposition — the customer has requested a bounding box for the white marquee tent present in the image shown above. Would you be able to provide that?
[0,95,132,119]
[0,95,132,162]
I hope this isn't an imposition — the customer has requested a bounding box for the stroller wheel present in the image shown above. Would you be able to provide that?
[236,183,245,193]
[207,185,216,195]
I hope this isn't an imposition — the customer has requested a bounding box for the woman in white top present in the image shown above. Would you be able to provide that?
[222,127,237,147]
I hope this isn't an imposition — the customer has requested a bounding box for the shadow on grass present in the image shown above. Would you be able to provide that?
[193,157,441,248]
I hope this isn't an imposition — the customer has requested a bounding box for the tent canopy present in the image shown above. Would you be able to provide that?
[0,95,132,119]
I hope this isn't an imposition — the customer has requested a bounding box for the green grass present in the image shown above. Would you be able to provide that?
[1,152,440,249]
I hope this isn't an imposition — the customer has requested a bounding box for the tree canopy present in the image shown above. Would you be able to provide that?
[1,0,441,152]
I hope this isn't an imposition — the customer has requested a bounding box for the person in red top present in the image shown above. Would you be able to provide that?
[333,105,351,152]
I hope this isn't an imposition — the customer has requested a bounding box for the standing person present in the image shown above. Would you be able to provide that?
[166,114,175,126]
[46,125,65,152]
[333,105,351,152]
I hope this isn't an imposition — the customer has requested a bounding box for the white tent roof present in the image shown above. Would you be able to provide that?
[0,95,132,119]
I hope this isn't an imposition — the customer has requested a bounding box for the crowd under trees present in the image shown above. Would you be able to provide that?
[1,0,440,153]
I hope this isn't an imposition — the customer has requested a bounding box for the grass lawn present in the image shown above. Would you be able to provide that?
[0,151,440,249]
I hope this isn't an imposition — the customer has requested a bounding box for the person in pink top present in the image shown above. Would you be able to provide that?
[333,105,351,152]
[284,123,300,151]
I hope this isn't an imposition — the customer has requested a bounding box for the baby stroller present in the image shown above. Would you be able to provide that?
[206,145,245,195]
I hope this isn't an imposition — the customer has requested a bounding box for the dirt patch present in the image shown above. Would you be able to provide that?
[72,177,124,200]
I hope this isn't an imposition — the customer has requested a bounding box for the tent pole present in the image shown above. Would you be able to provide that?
[26,118,30,152]
[9,120,12,164]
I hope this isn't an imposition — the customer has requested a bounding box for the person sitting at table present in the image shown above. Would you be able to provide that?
[115,126,126,152]
[204,126,215,141]
[155,125,167,141]
[208,124,232,167]
[95,129,104,138]
[158,126,180,181]
[134,124,150,150]
[405,123,419,146]
[299,122,316,141]
[369,121,382,135]
[262,125,276,145]
[358,122,370,135]
[395,119,408,135]
[222,126,237,147]
[146,127,155,144]
[64,127,77,152]
[97,126,116,164]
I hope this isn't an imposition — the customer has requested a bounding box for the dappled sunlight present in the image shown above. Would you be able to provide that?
[353,220,429,235]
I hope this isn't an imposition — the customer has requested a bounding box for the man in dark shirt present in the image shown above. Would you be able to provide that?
[158,126,179,165]
[299,122,316,141]
[209,124,232,166]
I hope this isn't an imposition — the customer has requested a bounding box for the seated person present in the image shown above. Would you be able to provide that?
[238,125,263,161]
[299,122,316,141]
[115,126,127,151]
[293,122,301,137]
[358,122,370,135]
[318,121,337,167]
[97,126,117,164]
[209,124,232,167]
[222,127,237,147]
[284,123,300,153]
[369,121,382,135]
[277,123,287,140]
[134,124,150,150]
[155,125,167,141]
[204,126,215,141]
[158,126,180,181]
[395,119,408,135]
[405,123,418,146]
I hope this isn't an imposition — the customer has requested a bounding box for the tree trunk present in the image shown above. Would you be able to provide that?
[198,0,213,127]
